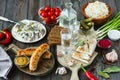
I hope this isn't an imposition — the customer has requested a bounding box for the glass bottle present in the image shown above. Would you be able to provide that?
[59,2,77,28]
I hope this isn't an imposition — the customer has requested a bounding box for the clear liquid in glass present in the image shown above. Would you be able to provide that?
[61,32,71,54]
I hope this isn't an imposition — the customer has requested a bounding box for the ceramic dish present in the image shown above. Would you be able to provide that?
[38,6,61,25]
[12,19,46,43]
[81,2,112,25]
[14,55,29,68]
[108,30,120,41]
[97,39,111,49]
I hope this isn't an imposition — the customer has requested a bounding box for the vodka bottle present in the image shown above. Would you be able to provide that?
[59,2,77,28]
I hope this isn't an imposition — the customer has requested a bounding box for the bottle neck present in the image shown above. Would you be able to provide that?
[65,2,73,9]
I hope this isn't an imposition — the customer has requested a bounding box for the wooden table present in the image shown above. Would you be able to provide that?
[0,0,120,80]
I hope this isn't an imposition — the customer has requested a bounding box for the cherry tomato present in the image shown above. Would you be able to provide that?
[39,6,61,25]
[51,15,57,21]
[55,11,60,17]
[41,12,48,18]
[55,8,61,12]
[41,17,46,21]
[51,15,57,24]
[39,9,45,15]
[44,5,51,11]
[48,11,54,16]
[0,32,5,40]
[50,8,55,12]
[45,17,51,24]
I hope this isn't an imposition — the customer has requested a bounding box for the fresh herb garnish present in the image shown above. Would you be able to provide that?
[103,66,120,73]
[98,66,120,79]
[75,40,85,47]
[98,71,110,79]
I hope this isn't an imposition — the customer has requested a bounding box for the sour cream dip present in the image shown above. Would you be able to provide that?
[108,30,120,41]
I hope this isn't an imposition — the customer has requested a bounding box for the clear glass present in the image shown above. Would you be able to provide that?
[70,21,80,45]
[59,2,77,28]
[60,28,72,54]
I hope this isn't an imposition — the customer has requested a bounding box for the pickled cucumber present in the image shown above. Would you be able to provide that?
[83,18,93,23]
[87,22,94,27]
[80,18,94,31]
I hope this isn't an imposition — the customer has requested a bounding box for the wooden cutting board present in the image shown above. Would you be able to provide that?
[5,44,55,76]
[17,54,55,76]
[57,45,98,80]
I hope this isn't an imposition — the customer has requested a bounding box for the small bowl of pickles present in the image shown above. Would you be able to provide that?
[14,55,29,68]
[80,18,94,31]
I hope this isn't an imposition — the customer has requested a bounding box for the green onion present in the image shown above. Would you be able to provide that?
[97,12,120,40]
[75,40,85,47]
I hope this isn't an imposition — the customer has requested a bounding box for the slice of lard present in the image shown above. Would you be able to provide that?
[72,51,90,64]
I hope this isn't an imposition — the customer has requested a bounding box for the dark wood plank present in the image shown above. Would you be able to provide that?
[13,0,28,21]
[115,0,120,11]
[104,0,117,17]
[2,0,15,29]
[0,0,120,80]
[28,0,39,20]
[0,0,6,29]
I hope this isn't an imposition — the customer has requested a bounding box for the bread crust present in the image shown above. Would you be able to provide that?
[29,43,49,71]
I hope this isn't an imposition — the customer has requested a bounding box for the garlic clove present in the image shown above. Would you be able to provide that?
[55,67,67,75]
[105,49,118,62]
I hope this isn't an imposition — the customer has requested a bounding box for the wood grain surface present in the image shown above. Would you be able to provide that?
[0,0,120,80]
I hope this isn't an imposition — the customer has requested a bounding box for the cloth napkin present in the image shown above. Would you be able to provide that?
[0,47,12,79]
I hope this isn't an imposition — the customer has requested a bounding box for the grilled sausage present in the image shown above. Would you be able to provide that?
[29,43,49,71]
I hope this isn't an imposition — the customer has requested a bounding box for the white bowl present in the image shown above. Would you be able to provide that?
[108,30,120,41]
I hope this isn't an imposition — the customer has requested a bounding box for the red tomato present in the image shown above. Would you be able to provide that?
[39,6,61,25]
[48,11,54,16]
[55,8,61,12]
[39,9,45,15]
[45,17,51,24]
[51,15,56,21]
[41,12,48,18]
[41,17,46,21]
[50,8,55,12]
[44,5,51,11]
[41,17,51,24]
[55,11,60,17]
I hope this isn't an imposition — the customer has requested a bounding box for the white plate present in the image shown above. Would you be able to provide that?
[12,19,46,43]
